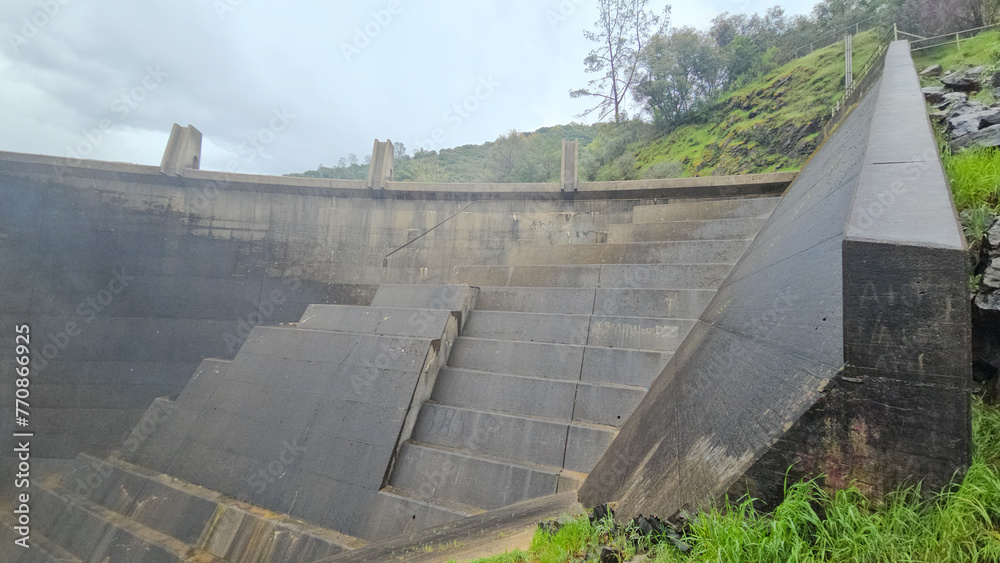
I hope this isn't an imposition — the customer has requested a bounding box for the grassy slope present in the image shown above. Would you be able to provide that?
[293,32,880,182]
[623,29,881,177]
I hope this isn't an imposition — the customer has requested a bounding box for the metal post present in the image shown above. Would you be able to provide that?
[956,33,961,51]
[845,35,853,92]
[894,23,898,41]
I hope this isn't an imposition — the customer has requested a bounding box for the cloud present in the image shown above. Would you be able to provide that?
[0,0,819,175]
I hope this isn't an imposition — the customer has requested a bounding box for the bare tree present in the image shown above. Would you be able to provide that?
[571,0,668,122]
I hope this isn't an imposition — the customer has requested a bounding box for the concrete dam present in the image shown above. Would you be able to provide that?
[0,42,971,562]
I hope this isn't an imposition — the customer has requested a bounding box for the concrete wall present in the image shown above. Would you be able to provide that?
[0,152,792,464]
[579,41,970,518]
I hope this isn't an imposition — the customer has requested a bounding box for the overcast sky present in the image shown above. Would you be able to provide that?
[0,0,816,175]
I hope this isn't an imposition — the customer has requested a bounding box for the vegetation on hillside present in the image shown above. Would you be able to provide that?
[292,0,998,184]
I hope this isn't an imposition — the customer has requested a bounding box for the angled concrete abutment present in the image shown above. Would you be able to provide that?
[579,41,970,519]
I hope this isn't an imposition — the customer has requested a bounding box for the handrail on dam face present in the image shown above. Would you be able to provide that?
[380,199,482,283]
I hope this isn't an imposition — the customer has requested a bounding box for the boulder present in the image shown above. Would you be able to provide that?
[946,100,989,137]
[942,66,987,91]
[983,108,1000,128]
[936,91,968,110]
[922,86,948,104]
[989,220,1000,252]
[920,64,943,77]
[953,124,1000,150]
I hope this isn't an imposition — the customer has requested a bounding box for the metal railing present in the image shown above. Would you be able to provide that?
[785,15,881,60]
[379,199,483,283]
[908,22,1000,52]
[821,26,896,141]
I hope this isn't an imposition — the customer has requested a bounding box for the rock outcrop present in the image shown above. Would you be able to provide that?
[972,219,1000,401]
[923,66,1000,150]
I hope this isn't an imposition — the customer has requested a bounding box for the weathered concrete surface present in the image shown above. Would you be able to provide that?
[28,453,363,562]
[580,42,970,519]
[104,285,472,539]
[319,492,583,563]
[0,151,785,464]
[160,123,202,176]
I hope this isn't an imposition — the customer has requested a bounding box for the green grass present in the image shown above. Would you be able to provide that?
[454,552,530,563]
[945,147,1000,214]
[466,401,1000,563]
[625,28,883,178]
[913,30,1000,75]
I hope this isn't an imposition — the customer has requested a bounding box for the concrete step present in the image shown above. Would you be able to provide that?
[0,513,82,562]
[450,335,673,387]
[449,263,733,289]
[32,485,225,563]
[297,305,456,339]
[509,239,751,265]
[462,310,695,351]
[54,453,363,562]
[432,285,715,319]
[473,287,597,314]
[175,359,229,412]
[448,337,585,380]
[431,367,646,427]
[370,284,478,317]
[594,288,716,319]
[388,442,576,511]
[462,310,590,345]
[363,486,483,540]
[607,217,768,243]
[631,197,781,223]
[411,402,616,473]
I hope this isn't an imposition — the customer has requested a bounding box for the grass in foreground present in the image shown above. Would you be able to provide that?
[468,400,1000,563]
[945,146,1000,214]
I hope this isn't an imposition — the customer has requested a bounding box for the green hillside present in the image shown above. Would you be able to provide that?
[290,30,881,182]
[629,29,881,177]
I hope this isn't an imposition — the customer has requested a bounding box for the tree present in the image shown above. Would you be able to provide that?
[347,153,358,166]
[394,142,407,159]
[488,130,530,182]
[634,27,725,129]
[571,0,668,123]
